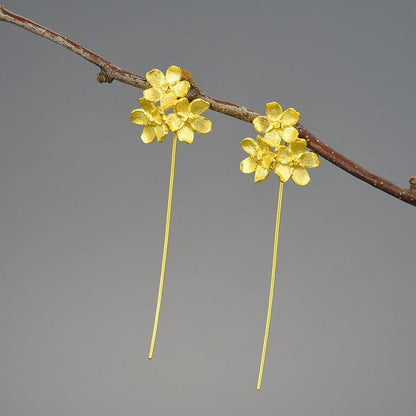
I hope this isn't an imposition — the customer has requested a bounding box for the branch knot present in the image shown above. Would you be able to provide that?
[96,70,113,84]
[409,176,416,192]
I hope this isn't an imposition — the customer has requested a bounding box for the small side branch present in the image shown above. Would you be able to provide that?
[1,5,415,206]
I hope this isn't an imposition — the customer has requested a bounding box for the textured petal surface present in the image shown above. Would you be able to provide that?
[265,102,282,121]
[262,131,281,147]
[240,138,258,155]
[240,156,257,174]
[177,124,194,143]
[143,87,161,102]
[280,126,298,143]
[292,167,310,186]
[253,116,272,133]
[261,152,273,169]
[138,98,154,114]
[190,98,210,115]
[277,147,293,164]
[155,125,168,142]
[280,108,300,126]
[191,116,212,134]
[174,98,190,117]
[173,80,190,98]
[130,109,148,125]
[166,113,184,131]
[160,92,177,109]
[166,66,181,84]
[254,165,269,183]
[141,126,156,144]
[274,164,292,182]
[152,110,163,125]
[299,152,321,168]
[257,138,271,154]
[146,69,165,88]
[290,139,307,155]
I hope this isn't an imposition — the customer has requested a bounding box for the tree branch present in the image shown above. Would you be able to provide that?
[1,5,415,206]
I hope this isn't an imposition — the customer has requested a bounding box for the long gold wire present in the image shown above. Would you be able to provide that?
[148,133,178,360]
[257,180,284,390]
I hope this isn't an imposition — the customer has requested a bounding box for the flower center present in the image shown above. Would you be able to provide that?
[161,84,170,92]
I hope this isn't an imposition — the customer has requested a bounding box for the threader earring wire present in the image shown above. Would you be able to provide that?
[257,180,284,389]
[148,133,178,359]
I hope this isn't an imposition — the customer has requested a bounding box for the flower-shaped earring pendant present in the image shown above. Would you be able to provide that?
[131,66,212,360]
[240,102,320,390]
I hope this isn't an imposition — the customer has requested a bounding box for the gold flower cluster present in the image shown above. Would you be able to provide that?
[130,66,212,144]
[240,102,321,186]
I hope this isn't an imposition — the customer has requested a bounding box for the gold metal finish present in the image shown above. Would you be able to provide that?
[257,180,284,390]
[240,101,320,389]
[148,133,178,359]
[130,66,212,360]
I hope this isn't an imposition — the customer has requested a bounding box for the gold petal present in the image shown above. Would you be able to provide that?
[280,126,299,143]
[257,137,271,153]
[277,146,293,164]
[289,139,307,155]
[177,124,194,143]
[130,109,149,125]
[191,116,212,134]
[253,116,272,133]
[146,69,165,88]
[138,98,155,114]
[166,65,182,84]
[141,125,156,144]
[143,87,161,102]
[299,152,321,168]
[254,165,269,183]
[280,108,300,126]
[292,167,310,186]
[190,98,210,115]
[152,109,163,125]
[173,80,190,98]
[166,113,184,131]
[174,98,190,117]
[262,131,281,147]
[240,138,258,155]
[265,102,282,121]
[160,92,177,109]
[261,152,274,169]
[240,156,257,174]
[274,164,292,182]
[155,125,169,142]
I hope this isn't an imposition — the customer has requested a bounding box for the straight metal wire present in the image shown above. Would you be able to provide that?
[257,180,284,390]
[148,133,178,359]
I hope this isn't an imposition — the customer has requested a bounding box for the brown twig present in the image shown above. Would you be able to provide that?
[1,5,415,206]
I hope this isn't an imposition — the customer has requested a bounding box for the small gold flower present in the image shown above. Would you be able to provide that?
[143,66,190,109]
[274,139,321,186]
[130,98,169,144]
[166,98,212,144]
[253,102,300,145]
[240,136,275,183]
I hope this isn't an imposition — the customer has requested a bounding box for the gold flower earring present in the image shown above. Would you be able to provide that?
[130,66,212,359]
[240,102,321,389]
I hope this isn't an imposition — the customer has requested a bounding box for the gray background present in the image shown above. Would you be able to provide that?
[1,0,415,415]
